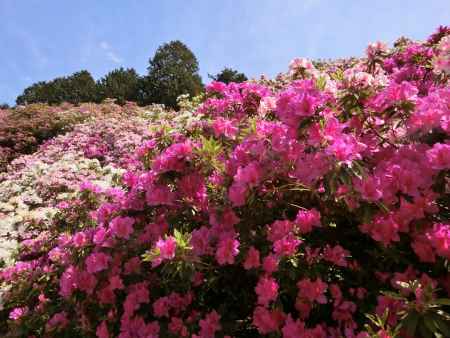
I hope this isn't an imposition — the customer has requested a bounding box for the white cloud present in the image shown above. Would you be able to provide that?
[106,51,123,63]
[99,41,110,50]
[99,40,123,64]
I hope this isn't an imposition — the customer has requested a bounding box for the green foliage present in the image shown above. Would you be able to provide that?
[194,136,225,173]
[382,280,450,338]
[209,67,248,84]
[96,67,140,105]
[364,309,403,337]
[14,41,206,109]
[16,71,98,106]
[141,40,203,109]
[176,93,206,112]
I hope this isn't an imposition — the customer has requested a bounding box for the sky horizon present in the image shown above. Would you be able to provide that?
[1,0,449,105]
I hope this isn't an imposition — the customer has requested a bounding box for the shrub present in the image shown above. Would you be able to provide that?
[0,27,449,338]
[0,102,145,172]
[0,104,157,264]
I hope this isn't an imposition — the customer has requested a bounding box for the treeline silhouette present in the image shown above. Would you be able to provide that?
[15,41,247,109]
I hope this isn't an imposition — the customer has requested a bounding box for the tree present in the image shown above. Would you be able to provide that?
[16,70,98,105]
[62,70,98,104]
[0,103,9,109]
[97,68,140,104]
[209,67,247,84]
[143,40,203,108]
[16,81,49,105]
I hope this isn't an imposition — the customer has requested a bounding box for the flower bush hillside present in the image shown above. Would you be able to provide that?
[0,27,449,338]
[0,101,146,172]
[0,106,154,263]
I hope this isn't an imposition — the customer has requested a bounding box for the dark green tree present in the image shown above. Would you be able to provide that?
[16,70,98,105]
[209,67,247,84]
[0,103,10,109]
[142,40,203,108]
[16,81,49,105]
[97,68,140,104]
[62,70,98,104]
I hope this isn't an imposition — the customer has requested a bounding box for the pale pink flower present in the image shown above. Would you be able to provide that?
[9,306,28,320]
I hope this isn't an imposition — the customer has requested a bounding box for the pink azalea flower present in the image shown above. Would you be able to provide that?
[282,315,305,338]
[322,245,350,267]
[297,278,328,304]
[156,236,177,260]
[262,254,279,274]
[228,182,247,206]
[96,321,109,338]
[85,252,111,274]
[273,235,301,257]
[426,143,450,170]
[146,184,176,206]
[267,220,294,242]
[153,296,170,318]
[243,247,261,270]
[9,306,28,320]
[109,216,135,240]
[252,306,285,335]
[59,265,78,298]
[215,237,239,265]
[211,117,238,139]
[198,310,221,338]
[295,209,321,234]
[427,223,450,259]
[190,226,211,256]
[47,311,69,330]
[255,276,279,306]
[72,231,89,247]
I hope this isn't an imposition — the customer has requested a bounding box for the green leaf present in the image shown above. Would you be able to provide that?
[401,311,419,337]
[316,76,327,91]
[431,313,450,337]
[419,320,433,338]
[423,315,438,336]
[434,298,450,306]
[174,229,183,242]
[381,290,406,301]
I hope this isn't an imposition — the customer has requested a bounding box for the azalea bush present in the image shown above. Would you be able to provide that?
[0,27,449,338]
[0,108,157,263]
[0,101,146,172]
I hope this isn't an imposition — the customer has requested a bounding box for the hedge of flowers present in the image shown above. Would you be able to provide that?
[0,108,155,263]
[0,101,145,172]
[0,27,449,338]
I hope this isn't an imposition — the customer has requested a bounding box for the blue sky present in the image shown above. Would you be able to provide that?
[1,0,449,105]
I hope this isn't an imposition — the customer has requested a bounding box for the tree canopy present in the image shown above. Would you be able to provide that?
[209,67,248,84]
[16,70,97,105]
[97,68,140,104]
[15,40,205,109]
[142,40,203,108]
